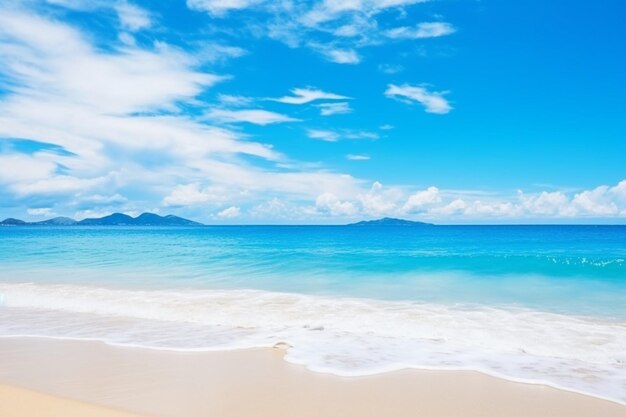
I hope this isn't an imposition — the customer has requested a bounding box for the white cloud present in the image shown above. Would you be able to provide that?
[571,185,621,216]
[385,83,453,114]
[302,0,430,26]
[319,47,361,64]
[217,206,241,218]
[316,192,358,216]
[185,0,453,66]
[307,129,339,142]
[307,129,378,142]
[430,198,467,216]
[114,1,152,31]
[518,190,572,217]
[317,102,352,116]
[27,207,56,217]
[199,44,248,62]
[163,184,231,207]
[0,10,224,115]
[378,64,404,74]
[206,108,301,125]
[403,186,441,212]
[217,94,254,107]
[347,154,370,160]
[385,22,456,39]
[186,0,264,16]
[269,87,350,105]
[345,131,379,140]
[76,193,128,205]
[358,182,402,216]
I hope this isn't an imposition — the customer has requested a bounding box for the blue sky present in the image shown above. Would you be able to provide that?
[0,0,625,223]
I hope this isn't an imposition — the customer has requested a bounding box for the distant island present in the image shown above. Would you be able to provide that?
[0,213,202,227]
[347,217,434,227]
[1,214,434,227]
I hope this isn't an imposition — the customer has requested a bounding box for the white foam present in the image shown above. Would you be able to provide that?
[0,282,625,404]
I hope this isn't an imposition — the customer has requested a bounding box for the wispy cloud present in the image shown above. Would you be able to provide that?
[114,1,152,31]
[307,129,339,142]
[0,6,368,219]
[317,102,352,116]
[307,129,378,141]
[199,44,248,63]
[186,0,264,16]
[378,64,404,74]
[217,94,254,107]
[26,207,56,217]
[185,0,451,66]
[347,154,370,161]
[385,83,452,114]
[269,87,350,104]
[385,22,456,40]
[206,108,300,125]
[316,46,361,64]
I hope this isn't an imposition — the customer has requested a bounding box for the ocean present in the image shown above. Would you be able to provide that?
[0,225,625,403]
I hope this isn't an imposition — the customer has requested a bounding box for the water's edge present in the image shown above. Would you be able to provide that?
[1,283,625,405]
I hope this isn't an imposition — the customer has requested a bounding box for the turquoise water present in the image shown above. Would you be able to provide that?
[1,225,625,316]
[1,225,625,403]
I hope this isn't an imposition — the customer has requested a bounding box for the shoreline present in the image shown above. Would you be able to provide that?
[5,334,624,408]
[1,337,625,417]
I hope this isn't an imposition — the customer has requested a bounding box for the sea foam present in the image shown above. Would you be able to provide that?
[0,282,625,404]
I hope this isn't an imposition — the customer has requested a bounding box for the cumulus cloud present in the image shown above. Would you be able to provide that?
[217,206,241,218]
[358,182,403,216]
[385,83,453,114]
[269,87,350,105]
[420,181,626,220]
[385,22,456,40]
[347,154,370,160]
[403,186,442,212]
[206,108,301,125]
[316,192,358,216]
[302,180,626,221]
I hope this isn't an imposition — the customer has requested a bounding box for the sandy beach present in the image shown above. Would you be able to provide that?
[0,384,144,417]
[0,337,625,417]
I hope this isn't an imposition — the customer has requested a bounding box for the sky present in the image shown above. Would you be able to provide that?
[0,0,625,224]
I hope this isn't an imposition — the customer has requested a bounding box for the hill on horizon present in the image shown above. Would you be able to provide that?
[0,212,202,227]
[347,217,434,227]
